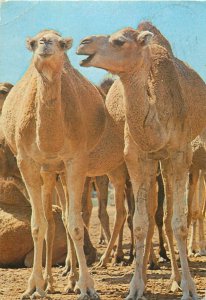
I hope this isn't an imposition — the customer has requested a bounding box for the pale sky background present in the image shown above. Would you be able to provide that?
[0,1,206,85]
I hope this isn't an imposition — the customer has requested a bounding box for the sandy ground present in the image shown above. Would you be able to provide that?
[0,206,206,300]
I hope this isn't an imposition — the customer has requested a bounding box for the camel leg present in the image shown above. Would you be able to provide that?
[188,220,197,257]
[142,170,159,280]
[197,172,206,256]
[82,177,97,266]
[95,175,111,244]
[97,164,127,267]
[198,217,206,256]
[162,151,199,300]
[17,156,47,299]
[187,165,199,227]
[64,232,79,294]
[114,220,125,263]
[41,170,56,293]
[65,159,99,300]
[149,243,160,270]
[56,174,72,277]
[99,226,106,245]
[82,177,93,228]
[160,161,181,292]
[124,139,158,300]
[156,173,169,261]
[125,176,135,263]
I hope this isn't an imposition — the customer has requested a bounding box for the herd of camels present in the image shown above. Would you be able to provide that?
[0,21,206,300]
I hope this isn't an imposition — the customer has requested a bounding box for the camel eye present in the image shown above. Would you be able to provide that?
[113,39,125,46]
[0,90,7,95]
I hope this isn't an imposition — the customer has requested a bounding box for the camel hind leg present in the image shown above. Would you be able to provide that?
[95,175,111,244]
[156,172,169,262]
[97,164,127,267]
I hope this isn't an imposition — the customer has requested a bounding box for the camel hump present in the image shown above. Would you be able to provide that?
[138,21,174,57]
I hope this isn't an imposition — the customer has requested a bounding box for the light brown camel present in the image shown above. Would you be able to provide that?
[0,83,71,268]
[187,131,206,257]
[1,30,130,300]
[79,77,134,265]
[77,22,206,299]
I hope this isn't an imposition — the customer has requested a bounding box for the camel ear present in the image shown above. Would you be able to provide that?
[59,37,73,50]
[137,31,153,46]
[26,37,36,51]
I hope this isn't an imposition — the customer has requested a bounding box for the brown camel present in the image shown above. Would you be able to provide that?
[1,30,131,300]
[77,21,206,299]
[0,83,71,269]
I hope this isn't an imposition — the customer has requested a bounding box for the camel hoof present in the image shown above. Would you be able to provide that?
[21,293,31,300]
[86,249,97,266]
[75,287,81,295]
[77,294,90,300]
[188,252,195,258]
[94,260,107,269]
[98,239,106,245]
[21,288,36,299]
[90,292,101,300]
[125,296,146,300]
[46,286,55,294]
[181,296,193,300]
[115,255,124,264]
[168,280,180,292]
[62,267,70,277]
[30,290,46,299]
[196,250,206,257]
[159,250,170,262]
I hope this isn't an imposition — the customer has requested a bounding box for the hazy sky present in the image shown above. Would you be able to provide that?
[0,1,206,85]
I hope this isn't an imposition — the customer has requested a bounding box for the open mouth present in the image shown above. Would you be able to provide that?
[80,53,95,66]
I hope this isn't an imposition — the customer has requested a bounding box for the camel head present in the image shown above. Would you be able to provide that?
[77,28,153,74]
[0,82,13,112]
[26,30,73,80]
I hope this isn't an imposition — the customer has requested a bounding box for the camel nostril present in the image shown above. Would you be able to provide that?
[81,39,92,45]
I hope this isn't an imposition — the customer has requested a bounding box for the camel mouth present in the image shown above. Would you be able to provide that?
[38,53,53,58]
[79,53,95,66]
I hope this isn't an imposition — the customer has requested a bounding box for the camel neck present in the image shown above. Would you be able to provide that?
[36,73,64,155]
[120,57,168,152]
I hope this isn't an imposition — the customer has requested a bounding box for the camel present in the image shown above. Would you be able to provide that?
[0,83,70,268]
[82,76,167,269]
[77,21,206,299]
[79,77,135,264]
[187,131,206,257]
[1,29,132,300]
